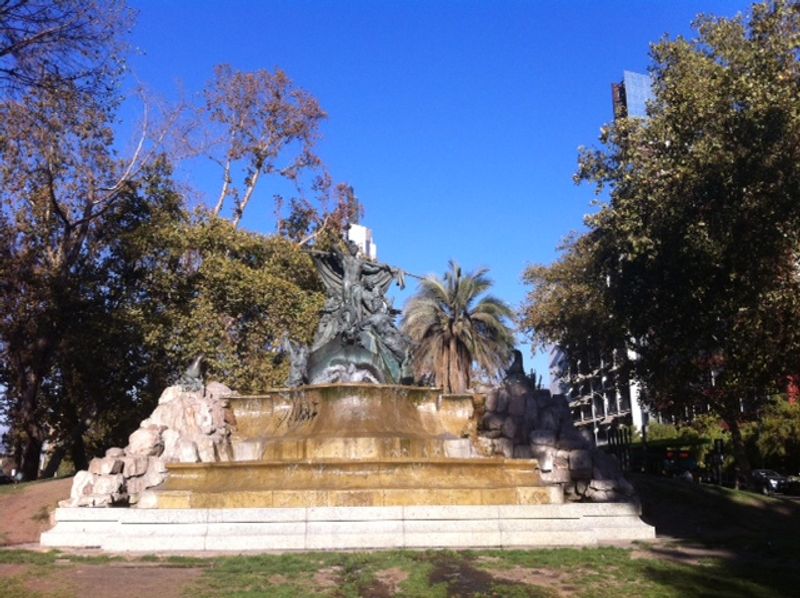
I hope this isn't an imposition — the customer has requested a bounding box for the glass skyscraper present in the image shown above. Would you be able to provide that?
[611,71,653,119]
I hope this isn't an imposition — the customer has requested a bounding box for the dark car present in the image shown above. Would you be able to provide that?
[750,469,789,495]
[0,472,13,485]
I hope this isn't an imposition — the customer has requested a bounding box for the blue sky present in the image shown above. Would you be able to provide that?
[124,0,754,382]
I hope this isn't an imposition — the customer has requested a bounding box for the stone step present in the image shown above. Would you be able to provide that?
[42,503,655,552]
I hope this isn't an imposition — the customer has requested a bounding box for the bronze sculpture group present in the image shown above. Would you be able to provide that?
[288,239,413,386]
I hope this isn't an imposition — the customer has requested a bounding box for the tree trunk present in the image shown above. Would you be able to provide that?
[14,336,54,481]
[727,417,751,489]
[42,445,66,478]
[448,337,459,393]
[18,380,45,480]
[69,425,89,472]
[20,425,43,480]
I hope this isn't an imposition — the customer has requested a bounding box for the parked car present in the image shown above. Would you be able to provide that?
[0,472,13,485]
[750,469,789,495]
[661,448,700,480]
[785,475,800,496]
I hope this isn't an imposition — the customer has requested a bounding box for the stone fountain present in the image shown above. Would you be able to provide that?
[150,240,556,510]
[41,239,653,551]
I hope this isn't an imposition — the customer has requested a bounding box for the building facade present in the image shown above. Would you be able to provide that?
[550,345,645,446]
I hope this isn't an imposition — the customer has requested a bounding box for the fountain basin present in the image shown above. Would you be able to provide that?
[229,383,478,460]
[143,383,558,509]
[157,458,557,508]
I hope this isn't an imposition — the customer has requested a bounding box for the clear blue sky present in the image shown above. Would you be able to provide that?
[124,0,754,382]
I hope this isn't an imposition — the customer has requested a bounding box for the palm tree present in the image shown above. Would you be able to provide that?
[402,261,515,393]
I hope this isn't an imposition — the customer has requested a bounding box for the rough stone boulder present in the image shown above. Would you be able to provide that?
[61,382,235,507]
[477,362,636,503]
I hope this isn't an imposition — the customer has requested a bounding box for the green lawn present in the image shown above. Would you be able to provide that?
[1,543,795,597]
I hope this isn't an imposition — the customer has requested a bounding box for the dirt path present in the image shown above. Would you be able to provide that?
[25,562,205,598]
[0,478,72,545]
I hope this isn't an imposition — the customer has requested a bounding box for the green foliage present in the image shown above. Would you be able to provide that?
[143,213,324,392]
[520,232,620,355]
[644,422,682,442]
[524,1,800,475]
[581,0,800,411]
[403,261,515,393]
[739,396,800,472]
[0,0,142,478]
[1,148,324,471]
[754,399,800,472]
[0,155,188,469]
[519,232,630,401]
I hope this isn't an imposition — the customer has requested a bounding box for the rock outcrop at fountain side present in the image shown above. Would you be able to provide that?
[476,353,636,502]
[61,382,235,507]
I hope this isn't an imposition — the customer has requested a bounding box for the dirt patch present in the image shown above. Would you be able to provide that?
[484,565,573,595]
[25,563,204,598]
[0,478,72,546]
[314,565,344,588]
[428,555,542,596]
[371,567,409,595]
[0,563,29,577]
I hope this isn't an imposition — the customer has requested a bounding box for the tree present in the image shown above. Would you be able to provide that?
[190,63,362,245]
[201,64,326,228]
[521,232,621,357]
[751,397,800,473]
[30,158,186,473]
[402,262,515,393]
[571,0,800,480]
[0,0,130,97]
[520,231,636,412]
[0,0,147,479]
[0,5,356,477]
[140,215,325,393]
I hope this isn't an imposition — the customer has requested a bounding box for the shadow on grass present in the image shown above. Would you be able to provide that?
[632,473,800,597]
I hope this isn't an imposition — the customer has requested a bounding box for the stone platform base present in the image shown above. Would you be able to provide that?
[41,503,655,552]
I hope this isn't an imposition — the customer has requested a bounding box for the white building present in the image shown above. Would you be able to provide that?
[347,224,378,260]
[549,344,647,446]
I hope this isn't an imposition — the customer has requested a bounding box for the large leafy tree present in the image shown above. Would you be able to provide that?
[27,159,186,473]
[520,230,633,407]
[0,0,172,478]
[403,262,515,393]
[141,216,325,393]
[0,83,136,477]
[567,0,800,478]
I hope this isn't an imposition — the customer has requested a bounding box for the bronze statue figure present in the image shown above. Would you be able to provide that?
[287,238,411,386]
